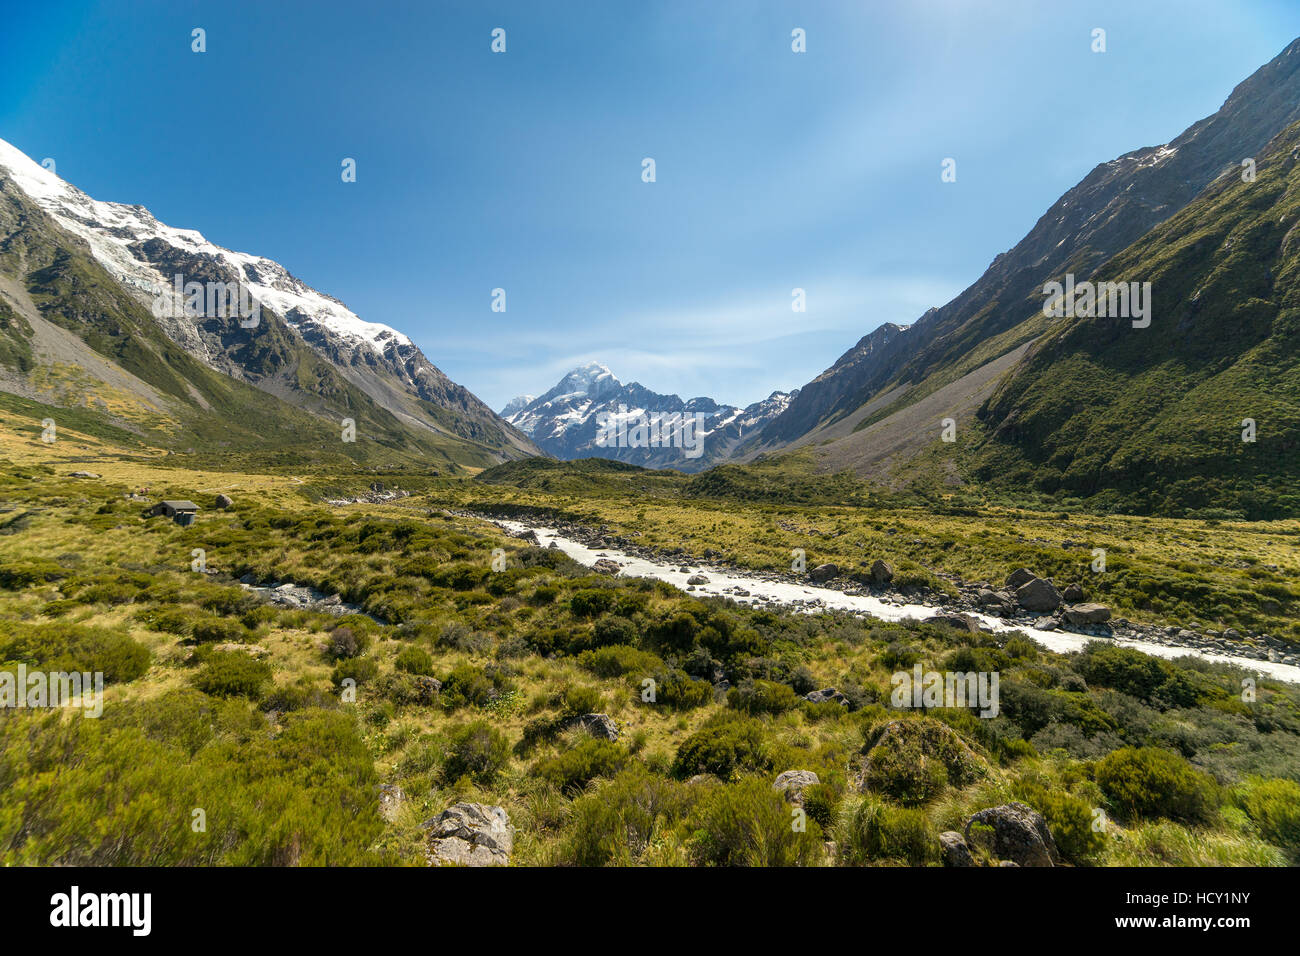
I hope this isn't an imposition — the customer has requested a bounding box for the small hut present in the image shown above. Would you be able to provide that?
[148,500,199,526]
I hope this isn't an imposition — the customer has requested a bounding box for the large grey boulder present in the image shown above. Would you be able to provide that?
[1006,568,1038,589]
[964,802,1059,867]
[808,563,839,583]
[424,803,513,867]
[924,612,981,633]
[572,712,619,741]
[805,687,850,707]
[1063,603,1112,626]
[869,560,894,585]
[1016,577,1063,612]
[773,770,820,805]
[939,830,975,867]
[215,493,234,509]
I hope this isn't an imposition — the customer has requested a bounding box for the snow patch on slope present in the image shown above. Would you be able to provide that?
[0,136,409,353]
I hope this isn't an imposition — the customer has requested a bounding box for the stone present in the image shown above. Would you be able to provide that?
[1062,583,1086,602]
[215,493,234,509]
[424,803,513,867]
[592,559,621,575]
[1006,568,1038,589]
[808,563,839,583]
[1016,577,1063,612]
[869,559,894,585]
[805,687,850,707]
[773,770,820,805]
[69,471,100,479]
[413,676,442,705]
[1063,603,1112,626]
[939,831,974,867]
[572,712,618,741]
[687,574,709,585]
[963,802,1059,867]
[924,612,981,633]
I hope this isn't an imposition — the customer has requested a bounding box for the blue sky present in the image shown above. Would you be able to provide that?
[2,1,1299,411]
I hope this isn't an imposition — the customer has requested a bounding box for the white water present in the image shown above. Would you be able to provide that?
[496,520,1300,685]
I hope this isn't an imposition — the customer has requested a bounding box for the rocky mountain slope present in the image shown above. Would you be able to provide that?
[740,36,1300,491]
[970,113,1300,518]
[502,362,795,471]
[0,136,536,468]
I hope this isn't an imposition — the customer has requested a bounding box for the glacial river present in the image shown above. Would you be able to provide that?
[495,520,1300,685]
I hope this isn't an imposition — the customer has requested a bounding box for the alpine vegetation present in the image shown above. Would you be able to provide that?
[0,5,1296,898]
[1042,274,1152,328]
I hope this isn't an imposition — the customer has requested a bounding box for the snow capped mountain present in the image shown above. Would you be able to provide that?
[0,136,535,458]
[499,395,535,418]
[0,138,407,354]
[503,362,796,471]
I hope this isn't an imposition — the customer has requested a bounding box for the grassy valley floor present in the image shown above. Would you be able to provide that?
[0,426,1297,866]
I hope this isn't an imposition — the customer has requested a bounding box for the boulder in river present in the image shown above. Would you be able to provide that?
[1063,603,1111,626]
[924,612,982,633]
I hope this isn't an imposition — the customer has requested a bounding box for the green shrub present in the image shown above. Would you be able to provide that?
[1019,785,1106,865]
[191,617,249,644]
[1077,645,1200,710]
[534,738,627,795]
[569,588,615,618]
[578,644,661,678]
[561,766,689,866]
[649,668,714,710]
[394,646,435,676]
[727,679,799,716]
[837,796,936,865]
[442,720,510,784]
[593,616,639,647]
[440,663,512,709]
[860,717,987,807]
[1095,747,1218,824]
[689,777,823,866]
[192,651,272,699]
[673,711,769,780]
[0,624,150,684]
[330,657,379,689]
[1236,777,1300,854]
